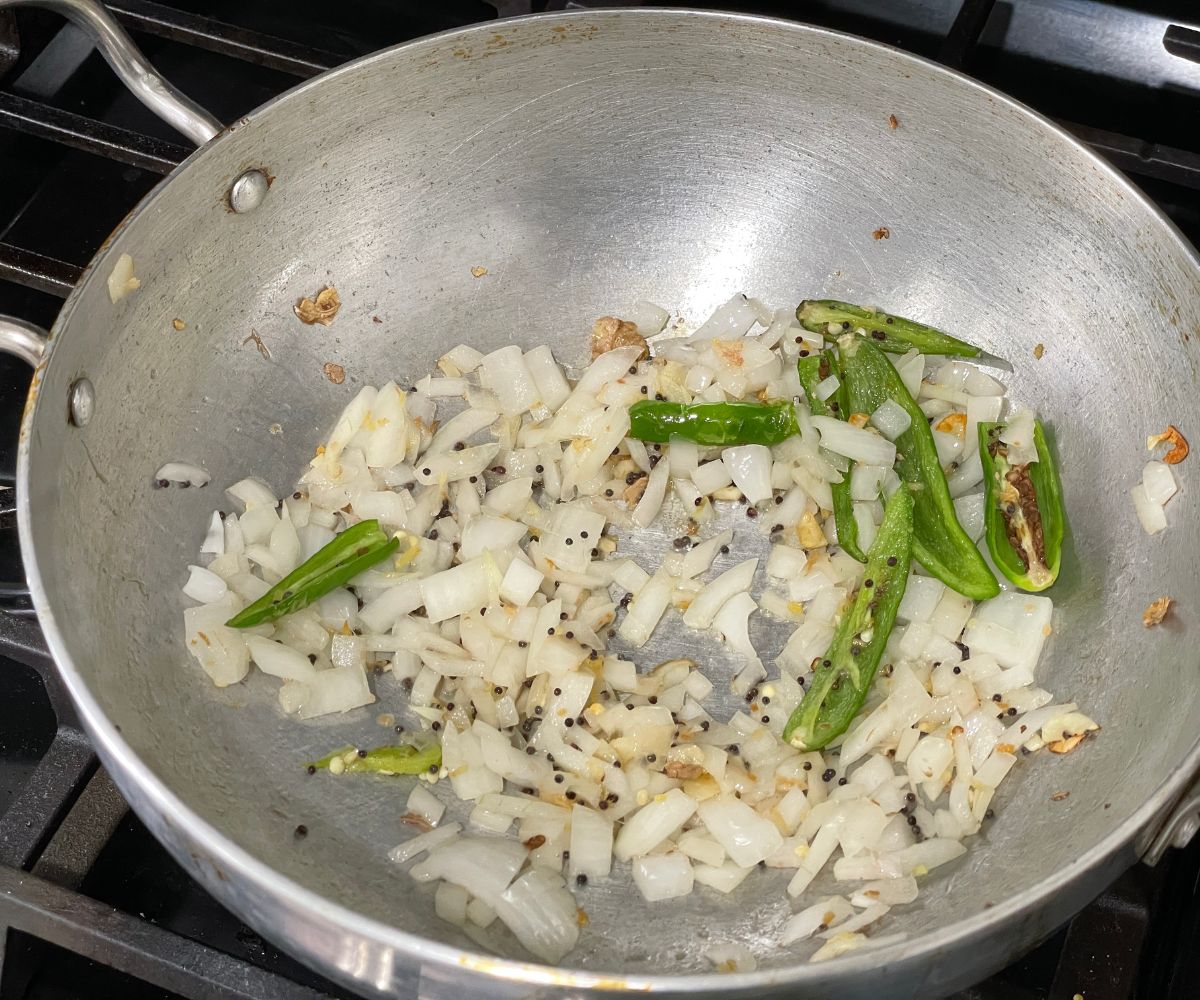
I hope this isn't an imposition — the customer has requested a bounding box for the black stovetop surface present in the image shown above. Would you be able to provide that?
[2,2,1199,998]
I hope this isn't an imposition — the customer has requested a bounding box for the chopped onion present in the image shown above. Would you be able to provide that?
[494,868,580,963]
[722,445,773,503]
[869,399,912,441]
[613,789,697,860]
[683,558,757,629]
[387,822,463,864]
[632,853,694,902]
[811,416,897,466]
[698,794,783,867]
[1142,461,1177,507]
[1131,482,1168,534]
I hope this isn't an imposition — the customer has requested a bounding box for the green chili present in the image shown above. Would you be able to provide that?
[978,419,1065,592]
[226,519,399,628]
[627,399,799,447]
[307,742,442,775]
[841,338,999,601]
[797,299,984,360]
[783,486,914,750]
[797,350,866,562]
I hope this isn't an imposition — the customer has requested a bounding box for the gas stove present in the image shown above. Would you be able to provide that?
[1,2,1199,997]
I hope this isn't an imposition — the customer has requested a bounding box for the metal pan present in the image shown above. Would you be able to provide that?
[1,2,1198,996]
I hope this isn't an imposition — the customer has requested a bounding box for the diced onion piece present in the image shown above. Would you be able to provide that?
[494,868,580,963]
[420,555,500,623]
[1143,461,1178,507]
[106,252,140,302]
[569,804,613,879]
[435,882,469,926]
[406,785,446,827]
[627,299,670,336]
[632,854,694,902]
[479,346,539,416]
[499,559,544,606]
[722,445,773,504]
[1131,483,1168,535]
[183,564,227,604]
[408,837,527,906]
[618,568,674,647]
[811,416,897,466]
[683,558,757,629]
[246,636,317,681]
[999,409,1038,465]
[613,789,698,860]
[387,822,463,864]
[698,794,783,867]
[963,592,1053,673]
[814,374,840,401]
[869,399,912,441]
[781,896,855,944]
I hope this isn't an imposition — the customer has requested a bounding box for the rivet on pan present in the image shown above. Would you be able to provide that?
[228,169,270,214]
[68,378,95,427]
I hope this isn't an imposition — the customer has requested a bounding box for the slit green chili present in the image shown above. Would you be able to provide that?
[797,350,866,563]
[782,485,914,750]
[797,299,984,359]
[627,399,799,447]
[225,518,399,628]
[840,338,999,601]
[978,419,1065,592]
[307,742,442,775]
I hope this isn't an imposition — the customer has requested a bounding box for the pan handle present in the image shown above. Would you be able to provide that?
[1142,775,1200,865]
[0,0,221,146]
[0,317,46,367]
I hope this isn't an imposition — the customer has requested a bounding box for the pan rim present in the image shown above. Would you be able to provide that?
[18,5,1200,993]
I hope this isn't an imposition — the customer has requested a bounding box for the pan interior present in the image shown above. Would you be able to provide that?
[24,10,1200,978]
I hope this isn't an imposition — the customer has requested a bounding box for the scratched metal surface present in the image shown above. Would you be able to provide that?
[15,9,1200,999]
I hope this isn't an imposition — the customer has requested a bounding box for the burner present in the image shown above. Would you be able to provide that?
[1,2,1198,998]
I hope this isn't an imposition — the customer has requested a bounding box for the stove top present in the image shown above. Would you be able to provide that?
[2,2,1199,997]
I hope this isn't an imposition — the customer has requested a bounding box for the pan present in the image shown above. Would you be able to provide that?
[1,2,1198,997]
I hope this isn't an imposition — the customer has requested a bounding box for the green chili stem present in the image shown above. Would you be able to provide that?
[783,486,914,750]
[627,399,799,447]
[226,519,399,628]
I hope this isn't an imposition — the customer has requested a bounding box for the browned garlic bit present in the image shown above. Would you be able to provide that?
[591,316,648,361]
[294,286,341,325]
[1142,596,1174,628]
[323,362,346,385]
